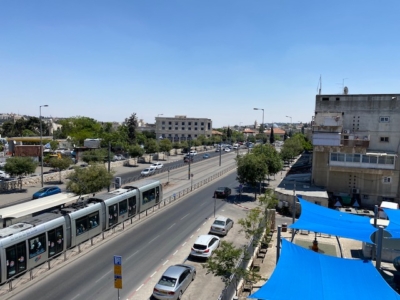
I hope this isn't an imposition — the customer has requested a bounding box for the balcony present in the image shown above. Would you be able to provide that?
[341,131,370,148]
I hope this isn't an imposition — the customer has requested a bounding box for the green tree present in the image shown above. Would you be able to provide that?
[48,157,73,183]
[4,157,37,186]
[66,164,114,196]
[159,139,172,160]
[127,144,145,166]
[269,126,275,144]
[247,135,256,143]
[82,149,109,164]
[136,132,147,147]
[144,139,159,161]
[22,129,36,137]
[238,207,264,244]
[236,153,268,199]
[124,112,138,144]
[58,117,102,145]
[50,140,59,151]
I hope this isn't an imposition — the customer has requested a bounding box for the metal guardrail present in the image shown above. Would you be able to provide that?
[0,163,237,295]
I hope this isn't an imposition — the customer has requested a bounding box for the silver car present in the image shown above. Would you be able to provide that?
[209,216,234,236]
[152,264,196,300]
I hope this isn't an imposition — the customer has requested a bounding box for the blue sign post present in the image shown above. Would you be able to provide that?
[114,255,122,299]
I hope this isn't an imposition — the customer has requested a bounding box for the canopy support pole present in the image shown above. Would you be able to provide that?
[376,226,384,270]
[276,225,282,264]
[335,236,343,258]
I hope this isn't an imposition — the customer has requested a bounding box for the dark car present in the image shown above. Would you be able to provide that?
[184,156,194,163]
[32,186,62,200]
[214,187,231,198]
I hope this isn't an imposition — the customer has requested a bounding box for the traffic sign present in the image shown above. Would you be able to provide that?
[113,255,122,289]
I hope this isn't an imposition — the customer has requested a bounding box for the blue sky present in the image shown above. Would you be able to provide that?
[1,1,399,128]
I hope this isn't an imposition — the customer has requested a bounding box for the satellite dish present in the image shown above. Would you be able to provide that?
[343,86,349,95]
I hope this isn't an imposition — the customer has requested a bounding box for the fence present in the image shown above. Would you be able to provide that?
[0,163,237,295]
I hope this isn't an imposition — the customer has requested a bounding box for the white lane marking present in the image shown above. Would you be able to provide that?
[173,250,178,256]
[203,222,207,225]
[95,270,111,283]
[71,294,81,300]
[163,260,169,265]
[197,228,200,232]
[148,235,160,244]
[167,223,176,230]
[199,202,205,207]
[181,214,189,220]
[151,271,157,277]
[136,284,144,291]
[126,250,138,261]
[190,235,193,238]
[182,242,186,247]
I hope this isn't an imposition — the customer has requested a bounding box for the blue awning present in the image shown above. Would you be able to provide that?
[249,239,400,300]
[289,197,377,243]
[384,208,400,238]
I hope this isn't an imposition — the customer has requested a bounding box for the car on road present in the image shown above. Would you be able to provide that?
[151,162,164,169]
[202,153,210,159]
[190,234,220,259]
[214,187,231,198]
[184,156,193,163]
[32,186,62,200]
[141,167,156,176]
[210,216,234,236]
[215,148,220,152]
[152,264,196,300]
[189,150,197,156]
[0,170,10,178]
[224,148,231,152]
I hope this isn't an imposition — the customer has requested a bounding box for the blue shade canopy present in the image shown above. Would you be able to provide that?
[289,197,376,243]
[384,208,400,238]
[249,239,400,300]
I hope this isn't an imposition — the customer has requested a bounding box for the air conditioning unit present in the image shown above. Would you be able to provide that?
[352,188,359,194]
[343,129,350,134]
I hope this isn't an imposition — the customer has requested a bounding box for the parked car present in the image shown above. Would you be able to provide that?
[0,170,10,178]
[190,235,220,259]
[210,216,234,236]
[214,187,231,198]
[202,153,210,159]
[224,148,231,152]
[151,162,164,169]
[32,186,62,200]
[152,264,196,300]
[141,167,156,176]
[189,150,197,156]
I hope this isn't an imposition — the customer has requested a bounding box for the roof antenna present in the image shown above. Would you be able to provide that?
[317,75,322,95]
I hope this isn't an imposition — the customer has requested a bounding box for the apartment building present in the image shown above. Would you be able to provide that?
[311,94,400,208]
[155,115,212,142]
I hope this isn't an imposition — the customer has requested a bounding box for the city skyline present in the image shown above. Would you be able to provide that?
[1,1,399,127]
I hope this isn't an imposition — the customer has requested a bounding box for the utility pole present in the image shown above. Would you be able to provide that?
[188,138,191,180]
[219,140,222,166]
[108,141,111,192]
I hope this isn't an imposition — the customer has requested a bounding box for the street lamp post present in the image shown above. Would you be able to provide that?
[254,107,265,146]
[40,104,49,187]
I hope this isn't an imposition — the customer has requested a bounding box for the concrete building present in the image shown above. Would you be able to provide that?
[155,115,212,142]
[311,93,400,208]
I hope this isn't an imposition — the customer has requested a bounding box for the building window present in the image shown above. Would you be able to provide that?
[380,116,390,123]
[195,122,198,125]
[188,122,192,125]
[195,127,198,131]
[169,121,172,125]
[175,122,178,125]
[201,127,204,131]
[182,122,185,125]
[194,134,198,137]
[188,127,191,130]
[380,137,389,142]
[175,127,178,130]
[201,122,204,126]
[322,97,329,101]
[162,127,165,130]
[181,127,185,130]
[383,177,392,183]
[168,127,172,130]
[162,121,165,125]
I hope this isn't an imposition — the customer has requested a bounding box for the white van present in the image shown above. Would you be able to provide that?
[379,201,399,219]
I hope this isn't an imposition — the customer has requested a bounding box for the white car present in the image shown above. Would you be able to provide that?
[189,150,197,156]
[190,235,220,259]
[224,148,231,152]
[141,167,156,176]
[0,170,10,179]
[151,162,163,169]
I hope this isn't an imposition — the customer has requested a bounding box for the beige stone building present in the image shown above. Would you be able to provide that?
[155,115,212,142]
[311,94,400,208]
